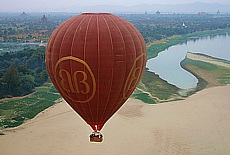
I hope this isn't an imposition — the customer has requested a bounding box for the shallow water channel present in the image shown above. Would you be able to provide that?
[147,33,230,89]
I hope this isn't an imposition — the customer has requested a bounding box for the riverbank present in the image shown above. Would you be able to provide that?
[134,29,230,103]
[181,52,230,90]
[1,85,230,155]
[147,28,230,59]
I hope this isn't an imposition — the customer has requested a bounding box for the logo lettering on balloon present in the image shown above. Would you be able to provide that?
[123,53,146,99]
[54,56,96,103]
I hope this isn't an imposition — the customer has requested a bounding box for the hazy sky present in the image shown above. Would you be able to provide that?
[1,0,230,12]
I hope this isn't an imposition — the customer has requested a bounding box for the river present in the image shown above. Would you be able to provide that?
[0,42,46,53]
[146,33,230,89]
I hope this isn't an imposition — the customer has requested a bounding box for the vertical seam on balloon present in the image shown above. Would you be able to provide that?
[50,17,75,94]
[59,16,90,121]
[69,15,92,123]
[50,18,74,77]
[47,20,65,82]
[83,15,95,124]
[111,19,138,116]
[96,15,100,125]
[99,14,114,123]
[101,15,127,122]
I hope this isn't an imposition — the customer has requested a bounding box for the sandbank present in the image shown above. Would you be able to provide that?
[1,85,230,155]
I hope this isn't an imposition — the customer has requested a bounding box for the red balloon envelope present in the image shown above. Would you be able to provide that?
[46,13,146,141]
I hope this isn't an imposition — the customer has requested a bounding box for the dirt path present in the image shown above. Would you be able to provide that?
[0,92,35,102]
[136,87,160,102]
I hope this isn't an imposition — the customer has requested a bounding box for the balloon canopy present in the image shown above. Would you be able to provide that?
[46,13,146,135]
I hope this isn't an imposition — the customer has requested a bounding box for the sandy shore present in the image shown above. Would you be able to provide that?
[187,52,230,68]
[1,85,230,155]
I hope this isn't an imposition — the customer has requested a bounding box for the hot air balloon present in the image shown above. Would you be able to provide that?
[46,13,146,142]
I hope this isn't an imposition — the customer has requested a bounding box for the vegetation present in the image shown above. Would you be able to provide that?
[132,29,230,103]
[0,13,74,42]
[125,14,230,44]
[0,83,61,128]
[132,68,182,104]
[1,12,230,44]
[132,92,156,104]
[147,29,230,59]
[0,46,47,99]
[181,54,230,88]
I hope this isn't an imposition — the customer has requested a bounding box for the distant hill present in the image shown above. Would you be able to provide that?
[64,2,230,14]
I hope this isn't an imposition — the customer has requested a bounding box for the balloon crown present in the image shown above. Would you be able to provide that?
[81,12,111,15]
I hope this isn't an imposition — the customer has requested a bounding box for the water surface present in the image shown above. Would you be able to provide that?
[147,34,230,89]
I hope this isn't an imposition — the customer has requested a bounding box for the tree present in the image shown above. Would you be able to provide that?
[35,70,48,85]
[18,65,30,75]
[19,75,35,95]
[0,78,7,98]
[3,63,20,96]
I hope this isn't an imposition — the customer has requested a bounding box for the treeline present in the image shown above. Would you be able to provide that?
[124,14,230,43]
[0,13,71,42]
[2,13,230,44]
[0,47,48,98]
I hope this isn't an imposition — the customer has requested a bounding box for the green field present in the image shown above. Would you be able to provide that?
[0,83,61,129]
